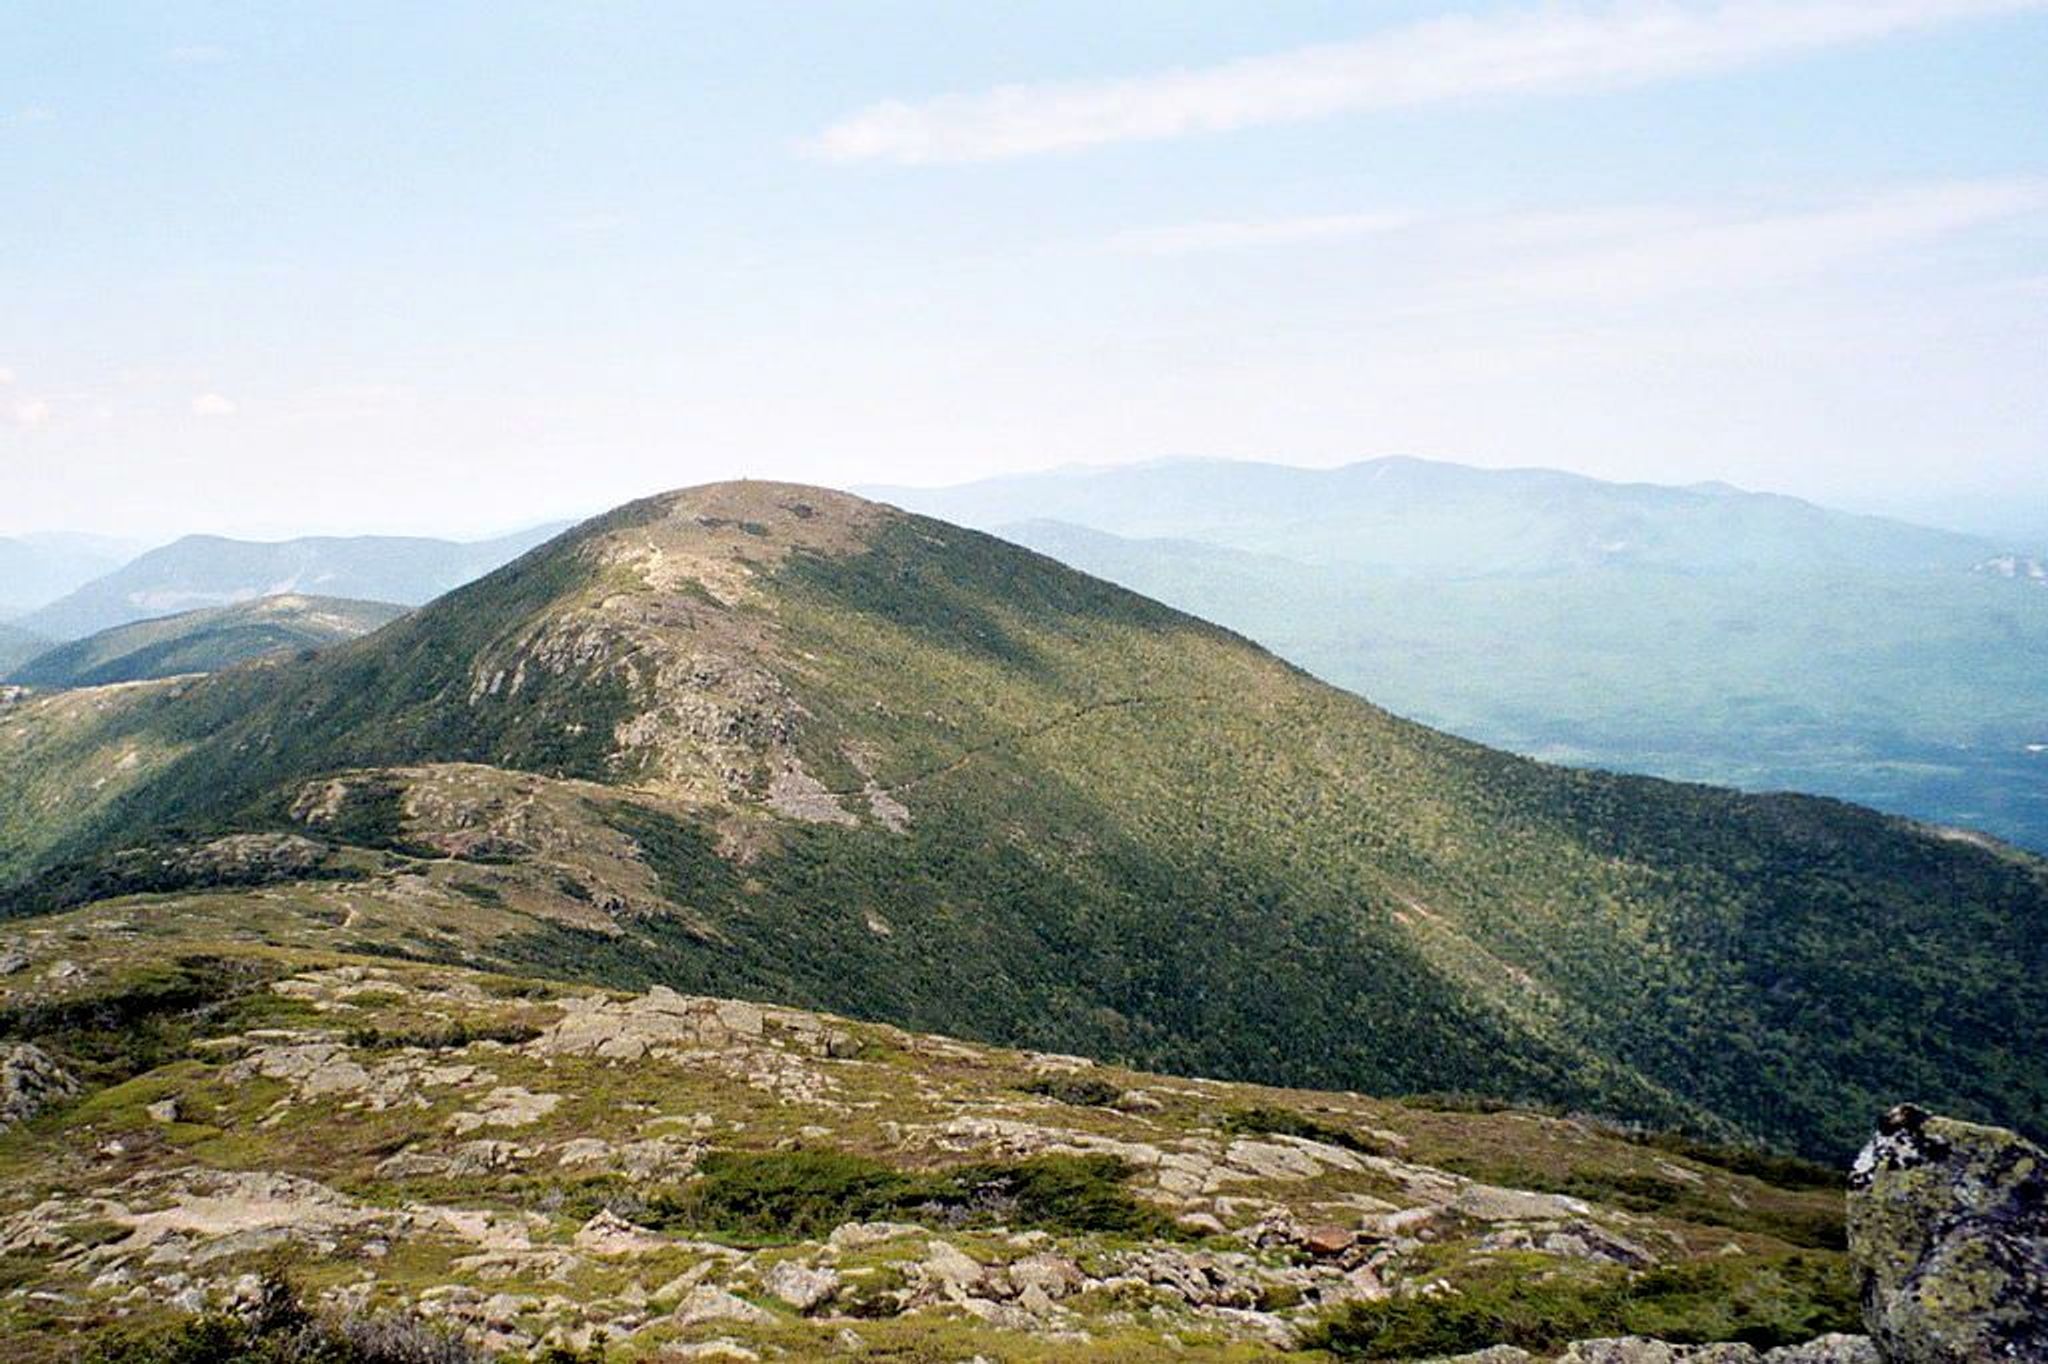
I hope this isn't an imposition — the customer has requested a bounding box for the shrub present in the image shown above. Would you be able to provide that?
[85,1272,482,1364]
[345,1019,542,1050]
[1020,1074,1122,1107]
[657,1148,920,1240]
[652,1147,1172,1242]
[1221,1104,1383,1155]
[1303,1253,1858,1359]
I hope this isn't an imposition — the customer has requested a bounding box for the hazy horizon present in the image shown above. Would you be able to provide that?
[7,451,2047,552]
[6,2,2046,543]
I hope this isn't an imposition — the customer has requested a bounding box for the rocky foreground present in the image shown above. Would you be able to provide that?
[7,899,2014,1364]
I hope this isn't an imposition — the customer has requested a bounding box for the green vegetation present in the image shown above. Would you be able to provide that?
[1220,1105,1383,1155]
[1020,1074,1123,1107]
[653,1148,1172,1243]
[909,460,2048,851]
[1305,1253,1859,1358]
[1430,1153,1845,1251]
[343,1019,543,1050]
[84,1274,480,1364]
[7,596,406,690]
[0,954,281,1087]
[3,483,2044,1159]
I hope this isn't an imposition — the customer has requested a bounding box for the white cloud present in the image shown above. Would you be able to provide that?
[1109,181,2044,304]
[813,0,2047,163]
[190,392,238,417]
[1109,211,1413,255]
[3,107,55,127]
[1476,179,2048,301]
[12,399,50,429]
[0,367,15,386]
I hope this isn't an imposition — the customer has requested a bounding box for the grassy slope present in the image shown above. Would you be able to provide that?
[5,594,407,688]
[1,484,2043,1159]
[997,521,2048,853]
[0,905,1859,1361]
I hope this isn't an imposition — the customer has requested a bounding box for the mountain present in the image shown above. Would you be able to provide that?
[0,908,1863,1361]
[861,457,2004,577]
[5,594,407,689]
[0,624,49,675]
[0,532,142,617]
[2,482,2041,1166]
[16,523,569,641]
[865,460,2048,854]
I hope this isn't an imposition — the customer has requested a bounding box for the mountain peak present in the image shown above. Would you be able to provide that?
[575,481,889,594]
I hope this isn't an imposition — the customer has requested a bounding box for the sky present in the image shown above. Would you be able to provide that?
[3,1,2045,542]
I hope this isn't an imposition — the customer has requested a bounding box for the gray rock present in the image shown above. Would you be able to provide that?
[1,1044,79,1126]
[1760,1336,1880,1363]
[1556,1343,1760,1363]
[763,1260,838,1312]
[672,1285,772,1327]
[1847,1103,2048,1363]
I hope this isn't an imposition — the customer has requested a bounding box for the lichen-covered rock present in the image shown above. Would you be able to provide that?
[1759,1337,1880,1363]
[1556,1341,1757,1363]
[1847,1103,2048,1363]
[1,1043,78,1125]
[762,1260,838,1312]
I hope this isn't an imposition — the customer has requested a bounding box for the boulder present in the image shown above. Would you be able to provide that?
[1301,1224,1357,1257]
[1007,1252,1085,1300]
[573,1210,669,1256]
[1,1044,78,1126]
[763,1260,838,1312]
[1759,1338,1880,1363]
[918,1240,988,1298]
[1557,1343,1758,1363]
[827,1220,923,1250]
[1847,1103,2048,1363]
[672,1285,772,1328]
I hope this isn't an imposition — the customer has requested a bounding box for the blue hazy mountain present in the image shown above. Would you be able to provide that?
[0,533,143,618]
[866,460,2048,851]
[18,523,569,641]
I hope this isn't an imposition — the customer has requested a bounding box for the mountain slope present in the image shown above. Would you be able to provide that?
[0,904,1860,1361]
[1,482,2043,1159]
[6,594,406,689]
[993,518,2048,853]
[18,522,567,640]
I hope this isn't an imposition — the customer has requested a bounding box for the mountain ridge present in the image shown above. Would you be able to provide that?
[5,593,407,689]
[859,457,2010,577]
[861,460,2048,852]
[1,481,2043,1161]
[18,523,570,641]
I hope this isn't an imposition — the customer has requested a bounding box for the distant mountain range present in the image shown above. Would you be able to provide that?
[0,533,140,618]
[14,523,569,641]
[864,457,2008,577]
[866,459,2048,853]
[5,594,406,689]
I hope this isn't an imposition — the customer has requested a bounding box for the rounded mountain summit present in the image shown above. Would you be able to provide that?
[3,480,2044,1158]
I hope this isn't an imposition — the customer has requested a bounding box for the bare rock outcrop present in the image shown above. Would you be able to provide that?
[2,1043,78,1126]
